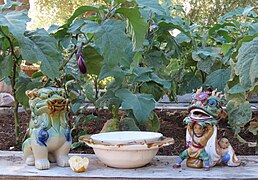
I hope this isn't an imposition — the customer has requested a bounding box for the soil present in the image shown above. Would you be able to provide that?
[0,109,257,156]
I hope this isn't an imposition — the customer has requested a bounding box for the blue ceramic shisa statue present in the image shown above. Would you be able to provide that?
[22,87,71,170]
[173,87,241,170]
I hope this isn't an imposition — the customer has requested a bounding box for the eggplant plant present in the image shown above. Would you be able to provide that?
[50,0,183,132]
[172,6,258,150]
[51,1,257,148]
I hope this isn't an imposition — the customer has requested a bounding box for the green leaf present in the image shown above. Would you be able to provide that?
[216,29,233,43]
[226,100,252,134]
[114,0,127,4]
[72,102,81,113]
[120,117,140,131]
[82,114,98,124]
[95,89,121,110]
[73,114,84,125]
[71,141,85,150]
[236,33,258,50]
[136,0,165,15]
[158,20,190,38]
[116,7,148,50]
[192,48,221,73]
[204,69,231,92]
[80,20,100,33]
[248,23,258,35]
[0,10,30,37]
[0,0,22,12]
[133,66,153,82]
[65,6,99,27]
[150,73,171,89]
[236,36,258,91]
[225,75,246,102]
[115,88,155,123]
[77,129,88,137]
[228,84,245,94]
[133,67,170,89]
[140,82,164,101]
[143,50,168,70]
[178,72,202,94]
[0,54,13,80]
[219,7,245,22]
[208,23,235,36]
[130,51,143,71]
[67,19,84,33]
[221,43,232,55]
[61,36,71,49]
[145,111,160,132]
[176,32,191,44]
[15,77,42,107]
[99,65,129,84]
[95,20,132,67]
[84,81,95,103]
[243,6,255,16]
[82,46,103,75]
[19,29,62,80]
[47,25,59,33]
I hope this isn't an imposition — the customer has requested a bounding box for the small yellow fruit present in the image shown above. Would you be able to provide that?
[68,156,89,173]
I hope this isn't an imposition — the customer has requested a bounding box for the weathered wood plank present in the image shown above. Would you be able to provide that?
[0,151,257,180]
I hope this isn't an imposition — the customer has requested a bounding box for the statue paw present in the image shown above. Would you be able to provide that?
[56,155,69,167]
[35,159,50,170]
[25,155,35,166]
[204,167,210,171]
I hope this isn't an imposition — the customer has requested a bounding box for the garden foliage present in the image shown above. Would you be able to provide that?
[0,0,257,144]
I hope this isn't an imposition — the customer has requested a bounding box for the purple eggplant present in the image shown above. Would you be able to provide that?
[77,55,87,74]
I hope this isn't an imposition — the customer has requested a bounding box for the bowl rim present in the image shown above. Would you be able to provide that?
[90,131,163,145]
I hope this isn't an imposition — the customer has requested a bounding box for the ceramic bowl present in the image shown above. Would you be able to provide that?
[79,131,174,168]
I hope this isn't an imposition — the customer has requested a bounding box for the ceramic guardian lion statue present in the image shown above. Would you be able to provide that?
[22,87,71,170]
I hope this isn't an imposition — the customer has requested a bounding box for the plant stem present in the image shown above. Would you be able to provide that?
[10,60,19,144]
[111,105,119,119]
[13,99,19,144]
[0,27,20,144]
[200,70,206,83]
[59,36,93,72]
[93,76,99,101]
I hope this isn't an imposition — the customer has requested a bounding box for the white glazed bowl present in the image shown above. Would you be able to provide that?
[79,131,174,168]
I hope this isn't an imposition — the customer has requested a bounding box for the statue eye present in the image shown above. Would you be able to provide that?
[207,99,217,107]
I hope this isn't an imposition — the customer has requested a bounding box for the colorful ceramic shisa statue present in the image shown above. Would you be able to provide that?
[22,87,71,170]
[173,88,241,170]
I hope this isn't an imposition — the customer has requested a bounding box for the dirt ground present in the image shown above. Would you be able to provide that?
[0,109,256,156]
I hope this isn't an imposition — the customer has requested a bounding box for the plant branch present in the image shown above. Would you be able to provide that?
[0,27,20,144]
[103,3,119,21]
[200,70,206,83]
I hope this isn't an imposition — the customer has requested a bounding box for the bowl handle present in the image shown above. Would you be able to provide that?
[146,137,174,148]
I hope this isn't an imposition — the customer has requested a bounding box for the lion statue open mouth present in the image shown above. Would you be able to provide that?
[184,87,227,124]
[22,87,71,170]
